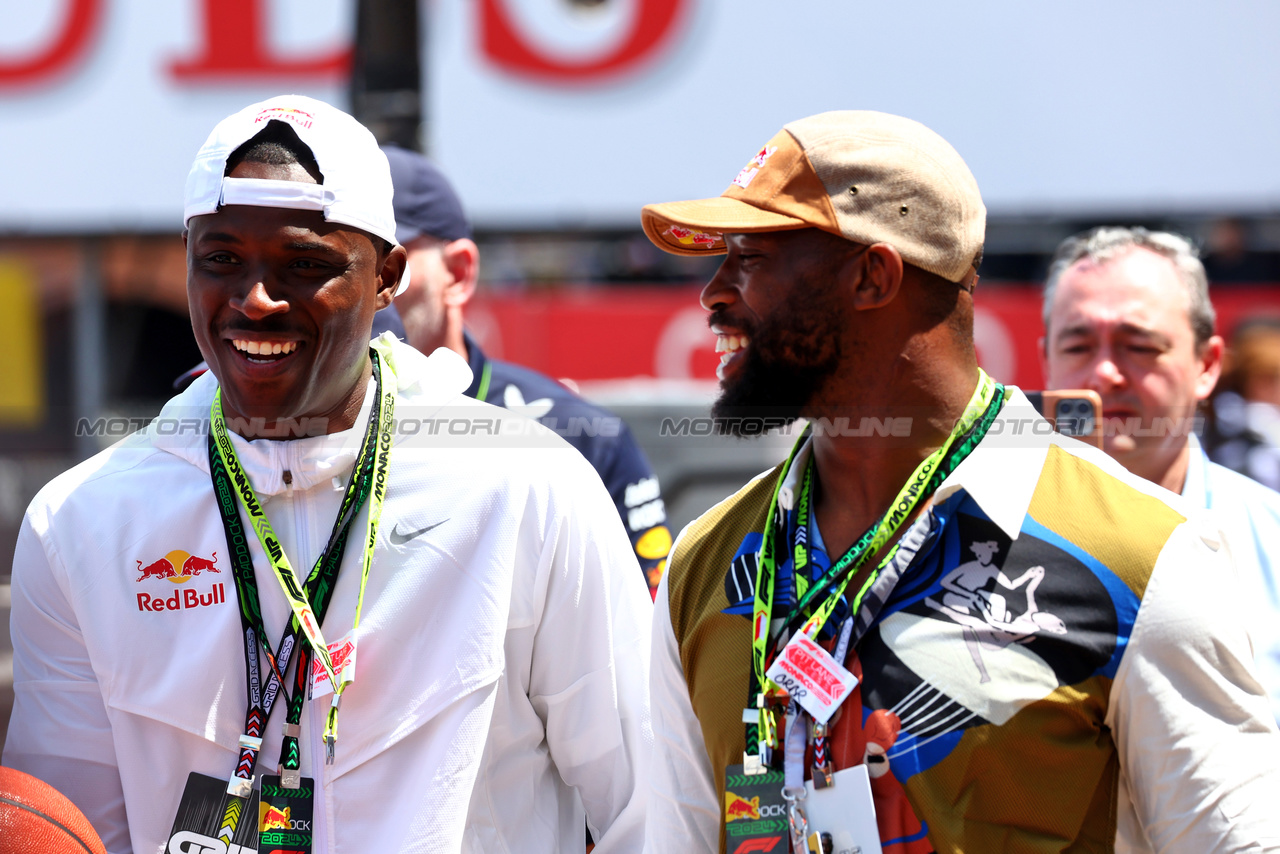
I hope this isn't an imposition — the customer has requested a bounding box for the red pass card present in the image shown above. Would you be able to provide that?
[764,633,858,724]
[310,632,357,699]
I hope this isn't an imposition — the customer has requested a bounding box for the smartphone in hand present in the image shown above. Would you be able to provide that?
[1024,390,1103,448]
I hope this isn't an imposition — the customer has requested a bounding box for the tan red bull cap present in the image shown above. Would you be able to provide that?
[641,110,986,284]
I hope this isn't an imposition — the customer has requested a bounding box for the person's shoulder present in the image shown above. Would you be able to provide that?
[1205,458,1280,522]
[24,430,174,532]
[1040,432,1194,514]
[1205,457,1280,503]
[1026,435,1199,596]
[661,464,781,642]
[380,334,474,406]
[395,364,600,486]
[487,358,610,417]
[669,463,782,579]
[485,358,646,467]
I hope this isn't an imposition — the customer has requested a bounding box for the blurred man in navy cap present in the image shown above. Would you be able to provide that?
[376,145,672,595]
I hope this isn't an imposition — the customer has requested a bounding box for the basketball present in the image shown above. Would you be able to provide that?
[0,766,106,854]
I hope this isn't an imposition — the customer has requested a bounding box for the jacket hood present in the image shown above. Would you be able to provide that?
[149,333,473,497]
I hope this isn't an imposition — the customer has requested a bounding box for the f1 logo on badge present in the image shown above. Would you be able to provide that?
[733,838,782,854]
[166,829,255,853]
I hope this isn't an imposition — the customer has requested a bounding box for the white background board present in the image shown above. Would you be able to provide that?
[3,0,1279,232]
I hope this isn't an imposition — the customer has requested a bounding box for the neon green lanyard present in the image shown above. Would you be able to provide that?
[475,360,493,403]
[209,346,395,761]
[746,370,1002,764]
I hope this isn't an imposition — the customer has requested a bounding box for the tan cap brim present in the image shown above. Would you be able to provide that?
[641,196,809,256]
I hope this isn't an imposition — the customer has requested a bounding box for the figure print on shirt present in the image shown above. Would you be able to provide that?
[923,539,1067,683]
[828,652,932,854]
[853,506,1127,781]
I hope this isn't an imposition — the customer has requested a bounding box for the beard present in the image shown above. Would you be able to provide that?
[711,278,847,438]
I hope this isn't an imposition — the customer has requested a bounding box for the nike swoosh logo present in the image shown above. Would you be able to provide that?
[389,519,448,546]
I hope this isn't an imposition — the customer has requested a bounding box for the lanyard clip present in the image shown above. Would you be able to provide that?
[226,774,254,798]
[324,693,342,765]
[278,766,302,789]
[782,787,809,854]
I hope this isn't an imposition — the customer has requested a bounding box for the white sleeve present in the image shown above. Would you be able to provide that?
[1108,516,1280,852]
[642,568,720,854]
[3,512,131,854]
[534,474,653,853]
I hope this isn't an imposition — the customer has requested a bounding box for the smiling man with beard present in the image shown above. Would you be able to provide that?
[4,96,650,854]
[707,231,853,436]
[639,111,1280,854]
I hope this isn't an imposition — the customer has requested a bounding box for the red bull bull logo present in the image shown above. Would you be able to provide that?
[749,145,778,169]
[732,144,778,190]
[136,549,220,583]
[665,225,722,249]
[724,791,761,822]
[260,803,291,832]
[135,549,226,613]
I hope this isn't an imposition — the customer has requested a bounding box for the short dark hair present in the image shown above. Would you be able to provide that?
[225,120,324,183]
[224,121,392,256]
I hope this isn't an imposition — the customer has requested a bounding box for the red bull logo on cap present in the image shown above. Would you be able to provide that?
[732,144,778,190]
[665,225,721,249]
[135,549,226,613]
[255,106,314,129]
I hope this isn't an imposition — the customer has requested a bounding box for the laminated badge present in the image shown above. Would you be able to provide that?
[723,764,788,852]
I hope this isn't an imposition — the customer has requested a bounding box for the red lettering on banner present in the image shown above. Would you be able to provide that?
[170,0,351,81]
[0,0,103,88]
[481,0,688,82]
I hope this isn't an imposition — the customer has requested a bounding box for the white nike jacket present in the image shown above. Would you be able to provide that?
[5,335,651,854]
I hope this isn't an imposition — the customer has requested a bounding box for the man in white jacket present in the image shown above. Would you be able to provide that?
[4,96,650,854]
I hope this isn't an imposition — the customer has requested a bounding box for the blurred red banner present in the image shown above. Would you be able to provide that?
[470,284,1280,390]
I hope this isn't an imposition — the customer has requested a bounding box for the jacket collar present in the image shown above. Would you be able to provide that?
[932,387,1051,539]
[151,334,473,497]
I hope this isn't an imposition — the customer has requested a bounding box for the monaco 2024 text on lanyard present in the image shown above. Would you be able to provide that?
[744,369,1004,775]
[205,347,394,841]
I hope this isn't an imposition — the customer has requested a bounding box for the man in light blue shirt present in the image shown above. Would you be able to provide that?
[1041,225,1280,724]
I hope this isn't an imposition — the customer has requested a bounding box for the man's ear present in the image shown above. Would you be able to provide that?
[375,243,408,310]
[440,238,480,308]
[1195,334,1226,401]
[852,243,904,311]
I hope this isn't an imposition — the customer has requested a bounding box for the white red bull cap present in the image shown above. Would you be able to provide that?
[184,95,410,293]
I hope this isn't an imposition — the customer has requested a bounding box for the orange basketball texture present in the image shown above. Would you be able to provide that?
[0,766,107,854]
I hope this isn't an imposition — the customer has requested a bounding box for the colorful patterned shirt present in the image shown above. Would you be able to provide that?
[645,390,1280,853]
